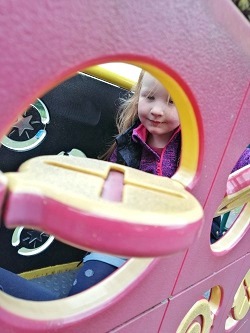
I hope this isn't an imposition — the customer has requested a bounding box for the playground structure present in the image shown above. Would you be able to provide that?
[0,0,249,332]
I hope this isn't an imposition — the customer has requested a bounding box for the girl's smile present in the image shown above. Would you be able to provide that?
[148,119,166,125]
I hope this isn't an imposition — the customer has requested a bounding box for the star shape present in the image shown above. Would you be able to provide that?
[13,115,34,136]
[22,231,49,246]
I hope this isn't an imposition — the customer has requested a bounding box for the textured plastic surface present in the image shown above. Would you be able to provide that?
[4,155,203,257]
[0,0,249,332]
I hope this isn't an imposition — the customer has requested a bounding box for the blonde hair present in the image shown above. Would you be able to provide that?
[116,70,145,134]
[100,70,145,160]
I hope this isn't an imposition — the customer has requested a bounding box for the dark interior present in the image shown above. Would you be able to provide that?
[0,72,127,274]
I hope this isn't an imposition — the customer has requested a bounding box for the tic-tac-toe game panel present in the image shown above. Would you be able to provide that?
[0,0,249,332]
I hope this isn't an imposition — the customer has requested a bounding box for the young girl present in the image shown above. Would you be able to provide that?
[68,70,182,295]
[105,70,181,176]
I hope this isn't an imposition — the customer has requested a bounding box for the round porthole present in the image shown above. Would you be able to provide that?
[5,62,203,258]
[225,270,250,331]
[211,159,249,254]
[1,61,203,329]
[177,285,222,333]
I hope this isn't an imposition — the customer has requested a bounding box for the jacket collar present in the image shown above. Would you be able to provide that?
[132,123,181,147]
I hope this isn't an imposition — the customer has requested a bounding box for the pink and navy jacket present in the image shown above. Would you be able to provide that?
[109,121,249,178]
[109,121,181,177]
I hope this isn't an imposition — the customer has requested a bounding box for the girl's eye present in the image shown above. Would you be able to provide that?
[147,95,155,100]
[168,98,174,105]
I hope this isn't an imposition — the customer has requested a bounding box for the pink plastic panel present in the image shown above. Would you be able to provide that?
[4,191,201,257]
[159,255,250,333]
[173,83,250,294]
[234,321,250,333]
[3,154,203,258]
[0,257,178,333]
[108,302,167,333]
[0,0,249,332]
[226,166,250,197]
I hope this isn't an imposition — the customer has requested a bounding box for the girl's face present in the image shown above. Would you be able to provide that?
[137,72,180,147]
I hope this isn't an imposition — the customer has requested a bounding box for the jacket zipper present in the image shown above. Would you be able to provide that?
[156,127,181,176]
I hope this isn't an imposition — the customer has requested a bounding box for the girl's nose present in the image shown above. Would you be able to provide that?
[150,105,165,116]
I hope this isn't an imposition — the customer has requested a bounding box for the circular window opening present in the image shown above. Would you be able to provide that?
[225,270,250,331]
[210,146,249,253]
[204,285,222,318]
[177,285,222,332]
[1,61,202,326]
